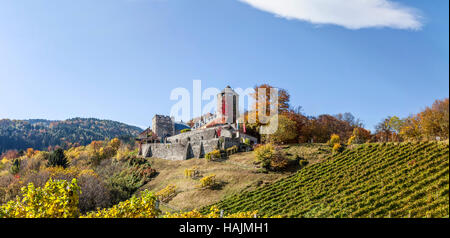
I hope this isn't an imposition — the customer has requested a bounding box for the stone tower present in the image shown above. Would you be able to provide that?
[217,86,239,125]
[152,115,175,140]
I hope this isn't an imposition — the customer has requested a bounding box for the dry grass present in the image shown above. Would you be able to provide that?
[281,143,332,165]
[139,144,332,212]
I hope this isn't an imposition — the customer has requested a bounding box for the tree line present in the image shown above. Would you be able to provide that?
[243,84,448,145]
[0,118,142,154]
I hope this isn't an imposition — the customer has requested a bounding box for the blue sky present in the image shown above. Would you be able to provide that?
[0,0,448,131]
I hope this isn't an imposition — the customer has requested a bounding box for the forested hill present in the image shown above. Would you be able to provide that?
[0,118,143,152]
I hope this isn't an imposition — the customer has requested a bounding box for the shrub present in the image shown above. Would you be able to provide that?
[127,156,157,182]
[47,166,80,181]
[299,159,309,169]
[47,148,69,168]
[199,174,216,189]
[99,146,117,160]
[77,170,111,213]
[0,178,80,218]
[155,184,177,203]
[347,135,356,145]
[109,138,121,151]
[82,190,160,218]
[26,148,36,158]
[184,166,200,179]
[348,128,371,145]
[205,150,221,161]
[332,143,342,153]
[226,145,239,155]
[328,134,340,147]
[108,171,145,204]
[263,114,299,144]
[1,157,9,165]
[269,152,290,171]
[180,129,191,133]
[254,144,275,169]
[23,156,45,172]
[106,156,156,204]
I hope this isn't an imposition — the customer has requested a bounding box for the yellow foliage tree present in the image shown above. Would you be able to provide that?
[0,178,80,218]
[82,190,160,218]
[26,148,36,158]
[253,144,275,169]
[109,138,121,151]
[328,134,340,146]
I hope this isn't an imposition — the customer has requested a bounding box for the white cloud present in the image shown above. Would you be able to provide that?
[238,0,423,30]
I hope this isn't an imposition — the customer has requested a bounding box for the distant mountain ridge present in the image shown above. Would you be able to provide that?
[0,118,143,152]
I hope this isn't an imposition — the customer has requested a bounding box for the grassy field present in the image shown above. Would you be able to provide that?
[139,144,331,212]
[204,141,449,218]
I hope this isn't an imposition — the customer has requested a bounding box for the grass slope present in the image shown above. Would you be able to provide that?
[205,142,449,218]
[139,144,332,212]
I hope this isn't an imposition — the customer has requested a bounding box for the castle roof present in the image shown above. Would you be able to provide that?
[221,85,237,94]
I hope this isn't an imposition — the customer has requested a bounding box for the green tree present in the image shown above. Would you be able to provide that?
[9,158,20,175]
[47,148,69,168]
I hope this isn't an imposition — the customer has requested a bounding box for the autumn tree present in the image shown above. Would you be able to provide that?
[335,112,364,128]
[26,148,35,158]
[348,127,371,144]
[399,98,449,141]
[301,115,354,143]
[263,114,299,144]
[282,109,308,143]
[109,138,121,151]
[1,150,19,160]
[419,98,449,140]
[399,115,422,141]
[250,84,290,125]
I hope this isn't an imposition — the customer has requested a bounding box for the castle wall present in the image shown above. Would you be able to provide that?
[141,143,188,161]
[167,128,218,144]
[140,138,221,161]
[222,137,241,149]
[188,139,220,158]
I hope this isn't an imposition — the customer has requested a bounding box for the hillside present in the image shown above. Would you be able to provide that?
[204,141,449,218]
[139,144,332,212]
[0,118,143,152]
[140,152,290,212]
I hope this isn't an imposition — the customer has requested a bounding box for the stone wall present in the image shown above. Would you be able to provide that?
[167,127,218,144]
[140,138,221,161]
[141,143,187,161]
[222,137,241,149]
[139,123,257,161]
